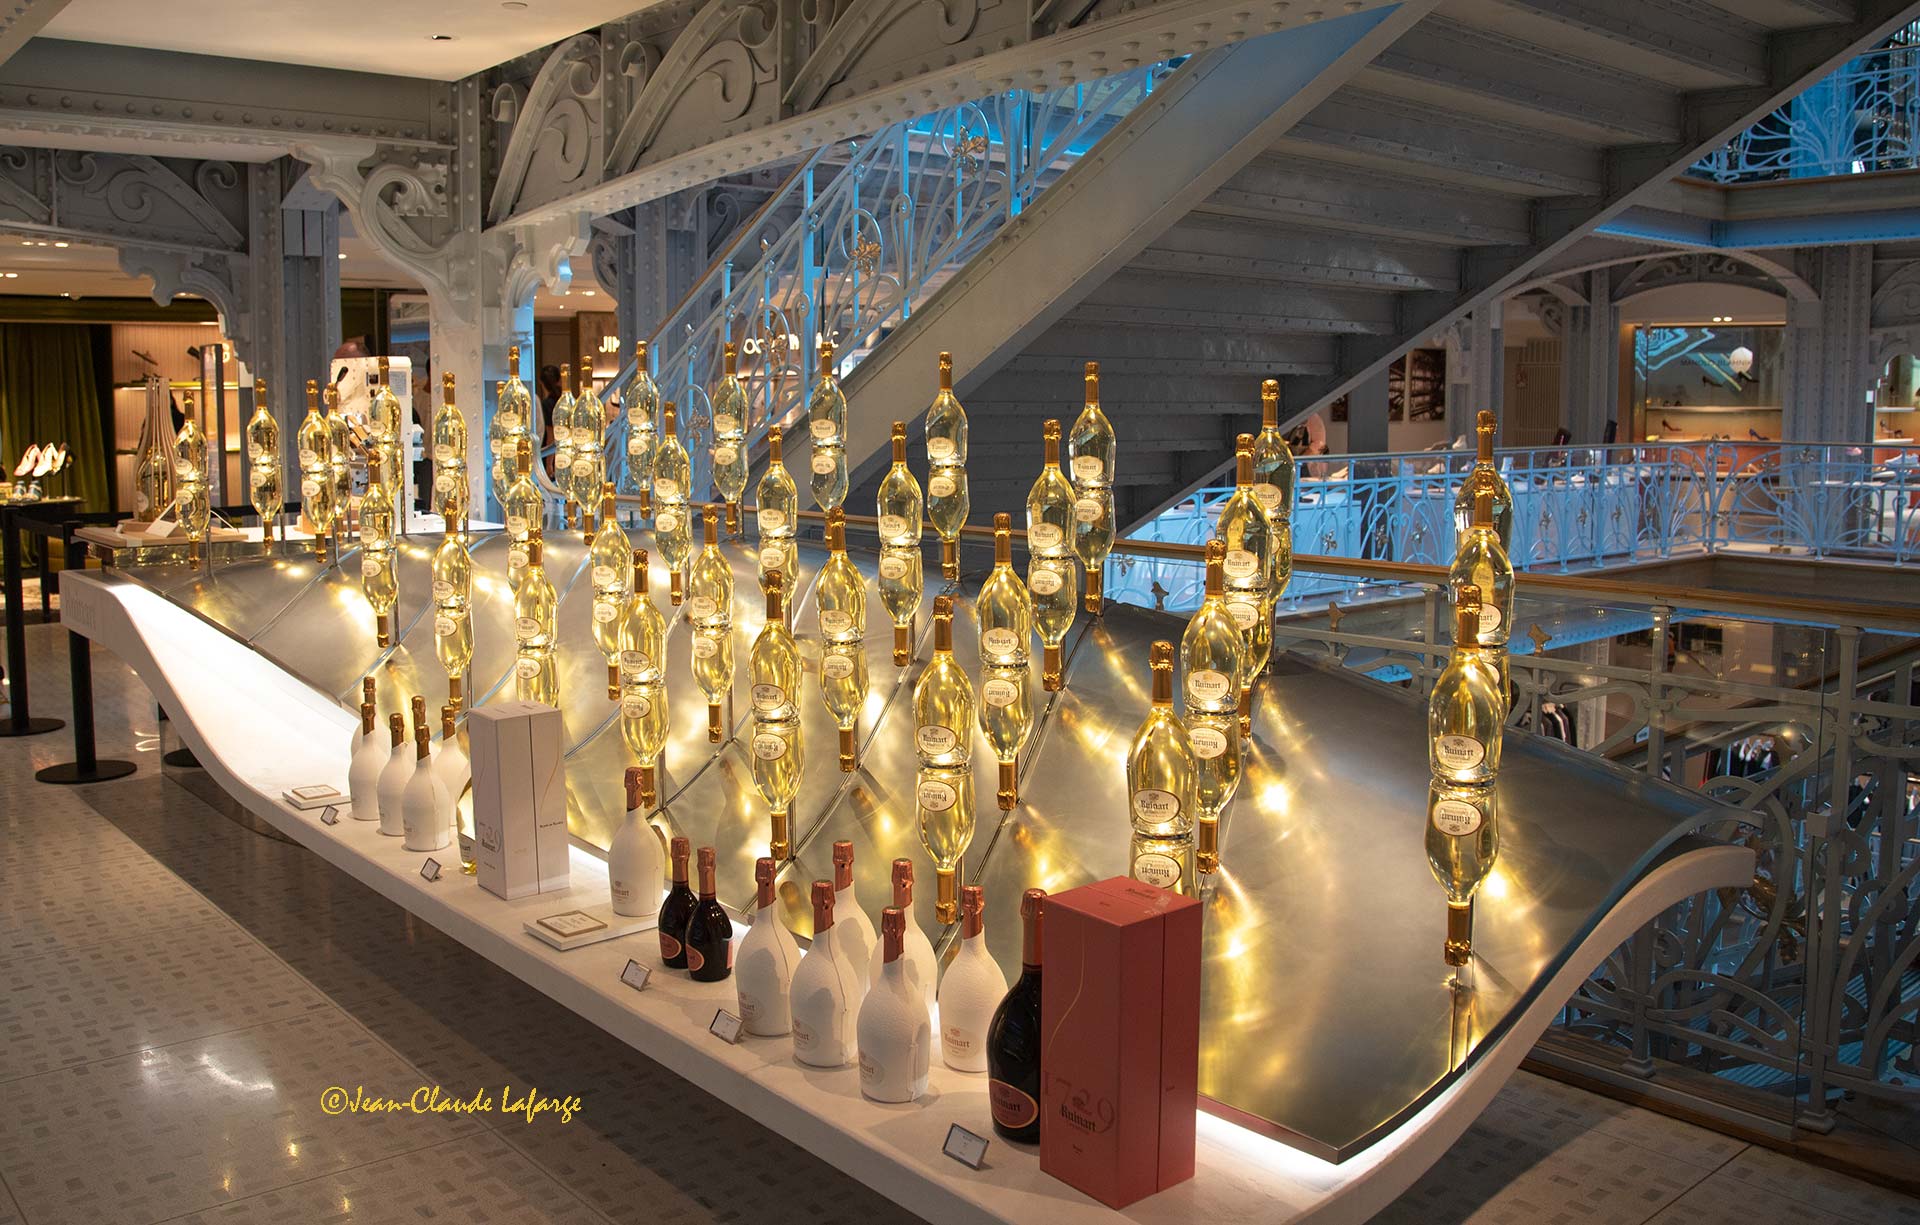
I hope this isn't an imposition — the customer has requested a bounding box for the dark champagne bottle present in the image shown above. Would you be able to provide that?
[684,845,734,982]
[658,836,697,968]
[986,887,1046,1143]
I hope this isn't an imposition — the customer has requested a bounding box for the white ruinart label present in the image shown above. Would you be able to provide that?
[809,418,836,441]
[1132,852,1181,889]
[621,649,652,674]
[628,437,645,455]
[298,447,318,466]
[654,478,680,499]
[714,445,738,466]
[689,595,718,619]
[982,627,1020,658]
[432,580,454,600]
[927,436,955,461]
[622,695,652,720]
[1029,523,1063,551]
[434,443,454,462]
[434,615,458,638]
[928,475,956,498]
[1132,788,1182,823]
[917,778,957,811]
[1479,604,1504,636]
[1224,548,1259,579]
[555,451,573,470]
[916,725,958,756]
[499,410,522,429]
[629,408,650,427]
[878,513,909,542]
[715,413,740,436]
[515,657,541,680]
[820,609,854,637]
[1228,600,1261,631]
[878,554,908,581]
[751,731,788,761]
[572,426,595,447]
[300,480,320,498]
[1187,668,1232,704]
[1435,734,1486,771]
[1253,483,1282,511]
[1071,455,1103,482]
[1072,497,1101,524]
[506,514,528,534]
[983,677,1019,708]
[592,564,617,586]
[811,452,837,475]
[508,545,528,568]
[360,558,381,578]
[434,472,455,493]
[593,600,620,624]
[691,634,718,660]
[1190,724,1228,760]
[752,684,787,712]
[1028,565,1063,596]
[822,650,856,680]
[516,616,540,639]
[759,546,785,570]
[1431,796,1484,836]
[759,509,787,533]
[656,512,678,533]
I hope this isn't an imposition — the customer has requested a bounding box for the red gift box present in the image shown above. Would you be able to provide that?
[1040,877,1201,1208]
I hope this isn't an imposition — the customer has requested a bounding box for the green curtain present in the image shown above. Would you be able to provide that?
[0,322,111,512]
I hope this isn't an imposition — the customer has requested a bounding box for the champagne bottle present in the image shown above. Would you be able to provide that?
[913,594,974,770]
[589,483,634,697]
[937,885,1007,1072]
[831,839,876,986]
[438,705,474,871]
[816,509,869,772]
[1428,780,1499,966]
[491,344,534,510]
[977,513,1032,668]
[620,549,669,800]
[1450,489,1513,650]
[684,845,734,982]
[867,858,938,1012]
[1189,710,1238,875]
[402,721,452,852]
[296,379,334,560]
[368,358,404,531]
[1070,492,1113,618]
[174,391,211,564]
[376,710,409,838]
[791,879,856,1067]
[750,571,803,860]
[1026,420,1079,690]
[858,907,933,1103]
[657,837,697,967]
[924,351,970,582]
[981,663,1031,812]
[324,384,352,545]
[1128,640,1195,890]
[916,764,975,926]
[431,371,468,526]
[986,888,1045,1143]
[807,338,849,512]
[551,360,578,508]
[504,437,543,591]
[620,546,667,687]
[1454,409,1514,549]
[711,341,750,534]
[1066,360,1115,492]
[756,428,798,596]
[610,765,666,917]
[689,505,736,742]
[359,450,398,647]
[1180,540,1246,717]
[624,340,659,516]
[653,403,693,604]
[569,356,606,536]
[737,856,801,1036]
[431,510,473,710]
[246,378,281,541]
[348,680,384,820]
[1429,584,1505,786]
[513,534,559,705]
[1251,378,1295,523]
[877,420,924,666]
[1214,433,1275,736]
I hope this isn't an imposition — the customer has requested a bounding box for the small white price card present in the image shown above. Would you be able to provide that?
[319,806,340,826]
[708,1009,745,1044]
[620,959,651,992]
[943,1124,990,1170]
[420,858,443,882]
[536,910,607,938]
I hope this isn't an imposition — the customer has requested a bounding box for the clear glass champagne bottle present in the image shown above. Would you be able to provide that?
[1428,584,1505,787]
[431,509,473,712]
[711,341,750,535]
[924,352,969,582]
[492,345,535,511]
[977,511,1031,669]
[1188,709,1238,876]
[1066,360,1115,494]
[913,594,974,771]
[1127,640,1195,890]
[807,339,848,512]
[750,570,803,859]
[1026,420,1079,691]
[295,379,334,561]
[917,763,975,925]
[816,509,869,773]
[246,377,281,542]
[653,403,693,605]
[620,547,669,803]
[570,355,606,537]
[550,362,577,516]
[1251,378,1295,524]
[877,421,924,667]
[360,450,398,647]
[1450,489,1513,650]
[1180,540,1245,717]
[323,384,351,548]
[980,658,1031,812]
[504,437,543,593]
[756,429,798,600]
[1070,489,1114,618]
[624,340,659,517]
[589,483,634,698]
[1214,434,1275,736]
[513,533,559,705]
[368,358,404,531]
[689,506,735,742]
[1428,780,1499,967]
[431,371,468,526]
[1454,410,1513,550]
[174,390,211,564]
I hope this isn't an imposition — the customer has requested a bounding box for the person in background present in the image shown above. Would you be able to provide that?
[538,363,562,475]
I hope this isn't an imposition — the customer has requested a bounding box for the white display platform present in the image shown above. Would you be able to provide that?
[61,569,1752,1225]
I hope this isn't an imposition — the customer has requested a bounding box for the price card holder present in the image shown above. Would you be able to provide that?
[620,959,651,992]
[420,858,443,882]
[943,1124,990,1170]
[708,1009,744,1045]
[536,910,607,939]
[319,806,340,826]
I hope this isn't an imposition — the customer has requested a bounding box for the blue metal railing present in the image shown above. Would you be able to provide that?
[1691,42,1920,183]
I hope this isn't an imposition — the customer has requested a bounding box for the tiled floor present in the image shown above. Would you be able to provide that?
[1,619,1917,1225]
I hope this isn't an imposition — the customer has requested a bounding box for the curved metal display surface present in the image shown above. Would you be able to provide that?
[113,527,1751,1163]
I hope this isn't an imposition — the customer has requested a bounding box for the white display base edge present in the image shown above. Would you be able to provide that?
[60,570,1753,1225]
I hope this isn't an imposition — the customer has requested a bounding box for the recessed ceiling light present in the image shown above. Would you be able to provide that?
[338,252,347,260]
[19,240,31,246]
[52,241,67,248]
[582,289,595,296]
[2,272,16,278]
[428,32,455,40]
